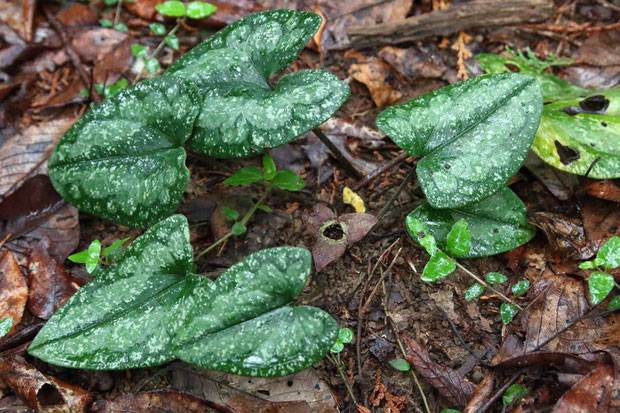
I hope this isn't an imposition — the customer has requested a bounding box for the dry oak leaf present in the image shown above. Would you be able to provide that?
[345,50,402,107]
[0,250,27,335]
[403,335,474,408]
[0,354,92,412]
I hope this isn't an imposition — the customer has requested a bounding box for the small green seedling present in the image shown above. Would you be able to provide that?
[93,78,129,99]
[68,237,130,274]
[224,155,305,192]
[330,327,354,353]
[502,383,528,405]
[99,18,113,28]
[0,317,13,339]
[388,358,410,372]
[579,236,620,307]
[149,23,167,35]
[326,327,357,404]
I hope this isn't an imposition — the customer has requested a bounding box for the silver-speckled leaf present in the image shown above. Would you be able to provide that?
[29,215,338,376]
[376,74,542,208]
[166,10,350,158]
[48,77,201,228]
[407,187,536,258]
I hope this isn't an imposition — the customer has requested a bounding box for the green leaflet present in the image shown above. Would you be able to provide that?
[166,10,350,158]
[407,187,536,258]
[48,77,201,228]
[376,74,542,208]
[29,215,338,376]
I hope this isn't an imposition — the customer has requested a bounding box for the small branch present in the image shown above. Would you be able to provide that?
[454,261,522,310]
[477,369,524,413]
[438,307,492,368]
[312,128,362,178]
[44,8,101,103]
[352,152,412,191]
[114,0,123,26]
[375,166,415,222]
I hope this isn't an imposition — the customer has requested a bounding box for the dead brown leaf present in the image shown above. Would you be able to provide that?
[552,365,617,412]
[581,197,620,252]
[96,390,219,413]
[574,30,620,66]
[0,354,92,412]
[378,45,446,80]
[0,250,27,334]
[56,2,97,26]
[71,28,128,63]
[582,179,620,204]
[345,50,402,107]
[27,246,78,320]
[462,373,495,413]
[403,335,474,408]
[529,212,596,260]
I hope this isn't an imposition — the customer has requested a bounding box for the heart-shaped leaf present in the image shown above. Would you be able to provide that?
[48,77,201,228]
[29,215,338,376]
[407,187,536,258]
[532,89,620,178]
[166,10,350,158]
[376,74,542,208]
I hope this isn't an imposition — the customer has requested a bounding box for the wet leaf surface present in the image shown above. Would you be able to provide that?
[0,250,27,336]
[376,74,542,208]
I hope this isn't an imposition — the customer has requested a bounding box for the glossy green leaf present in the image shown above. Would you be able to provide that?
[607,296,620,310]
[511,280,530,297]
[465,283,484,301]
[145,58,160,74]
[224,166,263,186]
[500,303,518,325]
[262,155,277,180]
[0,317,13,338]
[67,249,90,264]
[156,0,186,17]
[48,77,201,228]
[485,272,508,284]
[86,240,102,273]
[389,358,410,371]
[338,327,354,344]
[186,1,217,19]
[407,187,536,258]
[166,10,350,158]
[596,236,620,270]
[421,251,455,282]
[446,219,471,256]
[589,271,614,306]
[272,170,305,191]
[407,218,437,256]
[221,206,239,221]
[149,23,166,35]
[579,260,596,270]
[131,44,148,58]
[102,237,130,259]
[376,74,542,208]
[29,215,338,376]
[165,34,180,50]
[502,383,528,405]
[330,340,344,353]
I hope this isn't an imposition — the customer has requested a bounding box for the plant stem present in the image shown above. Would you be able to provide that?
[376,166,415,222]
[196,185,273,260]
[312,128,362,178]
[454,261,523,310]
[114,0,123,26]
[353,152,412,191]
[327,354,358,405]
[133,18,185,84]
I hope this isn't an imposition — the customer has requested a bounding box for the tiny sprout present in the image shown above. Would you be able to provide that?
[440,410,461,413]
[330,327,353,353]
[221,206,239,221]
[607,296,620,310]
[589,271,615,306]
[131,44,148,58]
[114,23,128,32]
[68,238,130,274]
[224,155,305,191]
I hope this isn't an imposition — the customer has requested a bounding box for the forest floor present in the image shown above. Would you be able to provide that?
[0,0,619,412]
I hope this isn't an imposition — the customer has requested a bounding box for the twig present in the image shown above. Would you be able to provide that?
[352,152,411,191]
[0,320,45,351]
[477,369,524,413]
[44,9,101,103]
[375,166,415,223]
[454,261,522,310]
[438,307,493,368]
[312,128,362,178]
[114,0,123,26]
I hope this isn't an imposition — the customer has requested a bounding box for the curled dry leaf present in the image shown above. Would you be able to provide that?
[27,246,79,320]
[403,335,474,408]
[552,365,617,413]
[303,203,377,272]
[0,354,92,412]
[0,250,27,335]
[95,390,219,413]
[0,116,78,201]
[345,50,402,107]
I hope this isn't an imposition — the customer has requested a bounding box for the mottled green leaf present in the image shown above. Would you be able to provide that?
[338,327,354,344]
[186,1,217,19]
[0,317,13,338]
[608,296,620,310]
[446,219,471,256]
[48,77,201,228]
[465,283,484,301]
[376,74,542,208]
[272,170,305,191]
[166,10,350,158]
[589,271,614,306]
[86,240,102,274]
[596,236,620,270]
[29,215,337,376]
[156,0,186,17]
[485,272,507,284]
[330,340,344,353]
[579,260,596,270]
[407,187,536,258]
[500,303,518,324]
[165,34,180,50]
[114,23,128,32]
[224,166,263,186]
[511,280,530,297]
[421,251,455,282]
[407,217,437,256]
[150,23,166,35]
[502,383,528,405]
[145,58,160,74]
[389,358,410,371]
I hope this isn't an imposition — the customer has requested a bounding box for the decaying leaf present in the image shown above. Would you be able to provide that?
[581,197,620,252]
[27,246,79,320]
[95,390,219,413]
[0,250,27,335]
[463,373,495,413]
[552,365,617,413]
[0,354,92,412]
[345,50,402,107]
[529,212,597,260]
[403,335,474,408]
[582,179,620,204]
[378,45,446,80]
